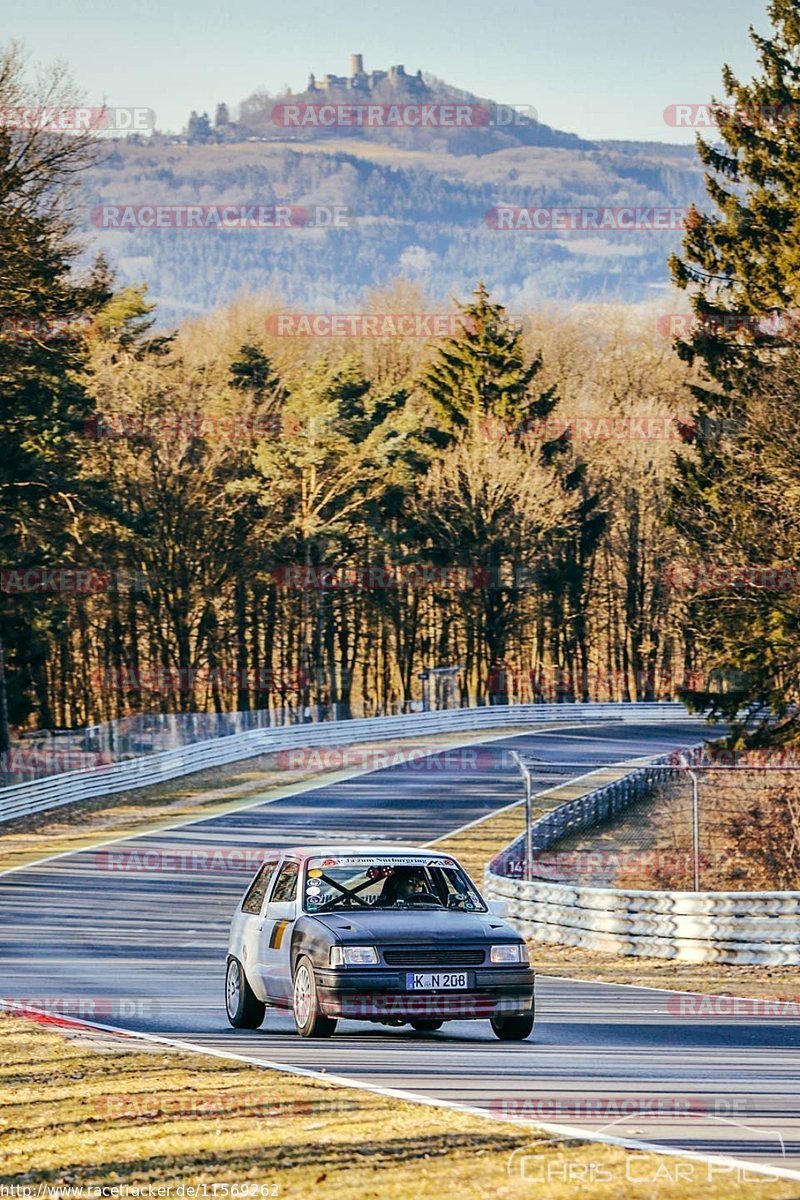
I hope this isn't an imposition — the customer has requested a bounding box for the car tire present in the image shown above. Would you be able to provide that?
[410,1019,443,1032]
[490,1011,534,1041]
[225,956,266,1029]
[293,955,337,1038]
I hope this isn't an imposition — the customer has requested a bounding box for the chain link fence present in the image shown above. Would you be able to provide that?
[499,751,800,892]
[0,697,440,786]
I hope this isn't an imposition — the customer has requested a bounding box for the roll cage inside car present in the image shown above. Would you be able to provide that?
[313,871,375,911]
[304,860,486,913]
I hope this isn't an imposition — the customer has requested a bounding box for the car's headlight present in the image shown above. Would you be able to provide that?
[329,945,379,966]
[490,943,525,964]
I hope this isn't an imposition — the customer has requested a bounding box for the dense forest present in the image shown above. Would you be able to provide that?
[5,0,800,748]
[2,254,700,731]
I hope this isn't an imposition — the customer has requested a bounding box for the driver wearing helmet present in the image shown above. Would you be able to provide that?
[379,867,438,906]
[395,869,428,900]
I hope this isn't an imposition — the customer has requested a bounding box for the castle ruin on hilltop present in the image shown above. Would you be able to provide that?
[307,54,425,93]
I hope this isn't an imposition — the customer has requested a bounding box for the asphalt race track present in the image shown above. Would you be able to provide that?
[2,721,798,1176]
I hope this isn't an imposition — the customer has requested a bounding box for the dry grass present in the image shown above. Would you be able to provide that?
[651,770,800,892]
[0,1012,792,1199]
[548,769,800,892]
[524,939,800,999]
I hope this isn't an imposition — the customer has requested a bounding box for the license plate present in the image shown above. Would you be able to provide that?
[406,971,468,990]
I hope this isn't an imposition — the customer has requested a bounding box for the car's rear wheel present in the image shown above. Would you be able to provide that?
[410,1019,443,1032]
[293,956,337,1038]
[225,956,266,1029]
[490,1011,534,1041]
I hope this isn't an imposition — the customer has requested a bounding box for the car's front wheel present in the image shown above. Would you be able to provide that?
[293,956,337,1038]
[490,1011,534,1041]
[225,956,266,1029]
[410,1019,443,1032]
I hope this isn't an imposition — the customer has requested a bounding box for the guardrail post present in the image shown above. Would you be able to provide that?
[509,750,533,883]
[688,767,700,891]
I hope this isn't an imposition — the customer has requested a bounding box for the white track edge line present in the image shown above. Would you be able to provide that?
[0,1001,795,1183]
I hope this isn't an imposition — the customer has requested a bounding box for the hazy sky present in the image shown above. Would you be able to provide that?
[4,0,767,142]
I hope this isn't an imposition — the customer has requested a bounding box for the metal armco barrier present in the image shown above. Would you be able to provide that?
[0,701,700,825]
[485,749,800,965]
[489,759,681,877]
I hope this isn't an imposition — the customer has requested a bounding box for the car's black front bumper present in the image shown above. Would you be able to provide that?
[315,966,535,1020]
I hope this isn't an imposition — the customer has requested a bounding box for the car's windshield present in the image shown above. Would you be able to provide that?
[302,856,486,913]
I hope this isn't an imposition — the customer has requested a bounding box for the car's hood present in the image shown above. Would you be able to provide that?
[310,908,516,943]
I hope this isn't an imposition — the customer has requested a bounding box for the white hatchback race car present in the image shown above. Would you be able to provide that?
[226,844,535,1039]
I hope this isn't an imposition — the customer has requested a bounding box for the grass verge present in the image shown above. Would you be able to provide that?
[0,1011,792,1198]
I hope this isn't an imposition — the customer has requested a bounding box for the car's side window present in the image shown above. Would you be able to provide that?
[241,859,278,914]
[269,860,299,904]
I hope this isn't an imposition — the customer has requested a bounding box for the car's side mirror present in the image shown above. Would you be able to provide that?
[488,899,509,918]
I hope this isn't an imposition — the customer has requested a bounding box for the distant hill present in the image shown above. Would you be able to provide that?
[81,63,706,324]
[233,62,592,156]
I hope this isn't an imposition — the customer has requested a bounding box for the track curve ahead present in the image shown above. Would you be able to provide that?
[1,722,798,1176]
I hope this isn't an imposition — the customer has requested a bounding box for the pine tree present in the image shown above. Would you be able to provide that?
[418,284,583,704]
[186,111,212,142]
[669,0,800,733]
[0,46,111,742]
[419,282,559,438]
[229,343,279,396]
[669,0,800,391]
